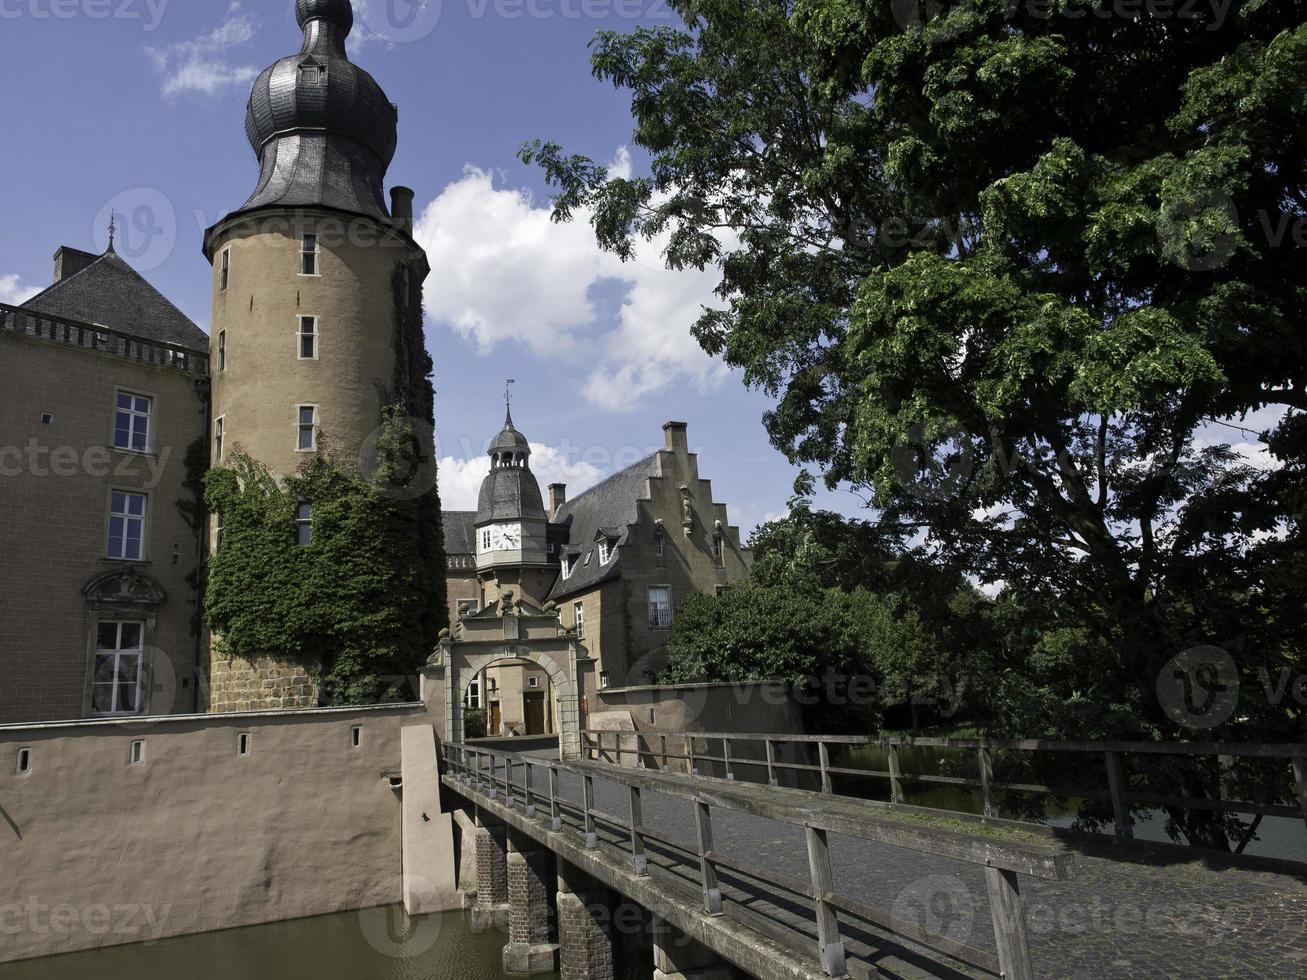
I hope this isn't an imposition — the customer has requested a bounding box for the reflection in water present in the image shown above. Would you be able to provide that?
[0,907,555,980]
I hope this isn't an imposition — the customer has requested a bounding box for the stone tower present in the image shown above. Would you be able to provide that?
[473,407,556,606]
[203,0,434,711]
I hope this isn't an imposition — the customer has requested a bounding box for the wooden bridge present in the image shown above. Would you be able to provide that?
[436,732,1307,980]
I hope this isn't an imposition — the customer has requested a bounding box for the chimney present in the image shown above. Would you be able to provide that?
[548,484,567,518]
[663,421,689,455]
[52,246,98,284]
[390,186,415,232]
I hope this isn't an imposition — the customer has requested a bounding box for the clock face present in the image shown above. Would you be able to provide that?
[485,523,522,551]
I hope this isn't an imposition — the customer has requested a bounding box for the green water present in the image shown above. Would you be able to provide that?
[0,907,548,980]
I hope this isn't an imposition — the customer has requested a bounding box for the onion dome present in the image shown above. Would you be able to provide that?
[235,0,396,222]
[476,407,546,524]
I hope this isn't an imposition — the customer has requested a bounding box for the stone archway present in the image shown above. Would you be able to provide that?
[444,643,583,760]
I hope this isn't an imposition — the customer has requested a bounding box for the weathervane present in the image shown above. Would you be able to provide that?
[505,378,516,418]
[107,212,117,251]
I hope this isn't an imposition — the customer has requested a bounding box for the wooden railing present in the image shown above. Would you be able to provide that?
[582,729,1307,854]
[443,740,1075,979]
[0,303,208,376]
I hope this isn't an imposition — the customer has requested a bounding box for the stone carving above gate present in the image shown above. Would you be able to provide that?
[82,569,167,609]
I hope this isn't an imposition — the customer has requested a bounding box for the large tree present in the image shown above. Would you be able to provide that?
[525,0,1307,846]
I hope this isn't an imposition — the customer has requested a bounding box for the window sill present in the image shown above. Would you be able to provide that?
[109,447,157,459]
[101,558,151,566]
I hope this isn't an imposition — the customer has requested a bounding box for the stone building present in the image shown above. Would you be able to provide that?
[0,246,209,723]
[202,0,435,711]
[442,413,752,736]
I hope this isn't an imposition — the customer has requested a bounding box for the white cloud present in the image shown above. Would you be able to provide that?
[438,442,605,510]
[147,3,258,98]
[414,150,733,410]
[0,274,39,306]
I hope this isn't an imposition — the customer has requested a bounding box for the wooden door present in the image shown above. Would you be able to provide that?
[524,693,546,736]
[490,702,502,736]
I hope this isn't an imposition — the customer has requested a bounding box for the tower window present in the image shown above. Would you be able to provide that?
[219,247,230,291]
[481,529,491,551]
[238,733,252,757]
[107,491,148,561]
[299,64,325,87]
[298,316,318,359]
[218,330,227,371]
[113,392,152,453]
[296,501,314,546]
[214,416,225,465]
[301,234,319,276]
[297,406,318,451]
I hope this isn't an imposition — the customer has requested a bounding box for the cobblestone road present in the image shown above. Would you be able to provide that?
[500,756,1307,979]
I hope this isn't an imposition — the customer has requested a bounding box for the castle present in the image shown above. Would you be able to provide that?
[0,0,750,729]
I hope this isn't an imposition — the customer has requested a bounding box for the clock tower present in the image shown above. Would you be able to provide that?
[473,405,554,604]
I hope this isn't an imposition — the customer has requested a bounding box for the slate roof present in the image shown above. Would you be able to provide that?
[443,511,476,557]
[21,249,208,350]
[548,453,662,602]
[476,465,546,525]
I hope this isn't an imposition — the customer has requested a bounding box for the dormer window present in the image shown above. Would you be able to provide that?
[561,555,573,578]
[299,62,326,87]
[598,539,612,564]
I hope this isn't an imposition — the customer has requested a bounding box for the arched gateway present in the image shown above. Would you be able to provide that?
[429,593,589,760]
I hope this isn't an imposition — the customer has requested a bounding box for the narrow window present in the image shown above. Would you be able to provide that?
[598,539,611,564]
[648,586,672,630]
[214,417,224,465]
[107,491,148,561]
[481,529,491,551]
[219,248,230,291]
[218,330,226,371]
[298,315,317,359]
[351,726,363,748]
[129,740,145,766]
[296,501,313,546]
[573,601,586,639]
[40,413,54,425]
[301,234,319,276]
[215,510,224,552]
[713,533,724,564]
[600,671,611,690]
[654,529,664,557]
[238,733,251,757]
[561,555,572,578]
[93,621,146,715]
[113,392,152,452]
[16,748,31,775]
[297,406,317,451]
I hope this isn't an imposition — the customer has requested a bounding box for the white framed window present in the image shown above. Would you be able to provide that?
[296,501,313,546]
[481,529,492,551]
[219,247,230,291]
[215,510,224,552]
[107,491,147,561]
[130,740,145,766]
[300,234,319,276]
[598,539,612,564]
[113,392,152,453]
[296,405,318,452]
[462,598,481,615]
[648,586,673,630]
[214,416,225,465]
[528,675,540,689]
[600,671,611,690]
[713,533,724,564]
[573,601,585,640]
[217,330,227,371]
[298,315,318,359]
[465,679,481,709]
[92,621,146,716]
[561,555,573,578]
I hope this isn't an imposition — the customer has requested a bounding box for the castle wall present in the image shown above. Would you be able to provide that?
[0,702,435,964]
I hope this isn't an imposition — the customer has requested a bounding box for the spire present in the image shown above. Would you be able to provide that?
[107,212,117,253]
[504,378,516,429]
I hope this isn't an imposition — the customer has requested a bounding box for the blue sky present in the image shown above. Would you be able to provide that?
[0,0,866,532]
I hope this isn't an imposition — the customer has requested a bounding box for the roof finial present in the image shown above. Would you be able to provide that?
[107,212,117,253]
[504,378,516,427]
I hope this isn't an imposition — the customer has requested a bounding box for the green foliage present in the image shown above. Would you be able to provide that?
[463,707,488,739]
[529,0,1307,846]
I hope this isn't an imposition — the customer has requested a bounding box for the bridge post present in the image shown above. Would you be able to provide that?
[652,914,736,980]
[556,861,613,980]
[503,830,560,975]
[471,812,510,931]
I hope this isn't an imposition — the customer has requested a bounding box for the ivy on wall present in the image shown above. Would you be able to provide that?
[202,259,447,703]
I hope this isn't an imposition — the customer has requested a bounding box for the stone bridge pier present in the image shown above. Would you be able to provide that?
[504,830,560,974]
[470,812,509,930]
